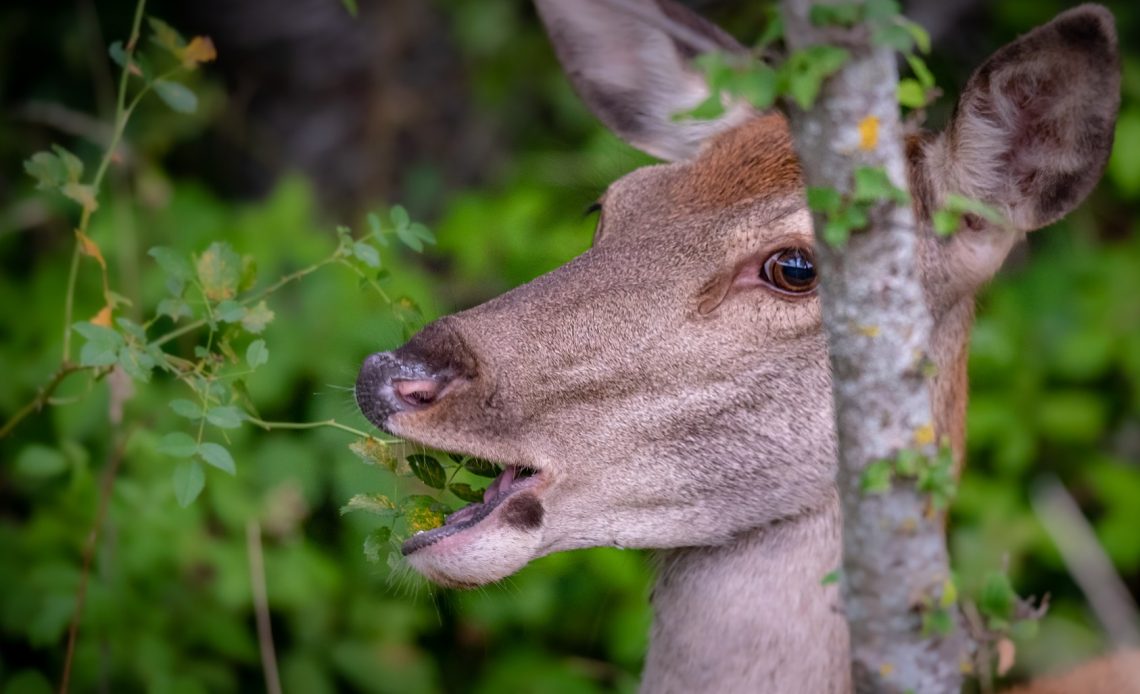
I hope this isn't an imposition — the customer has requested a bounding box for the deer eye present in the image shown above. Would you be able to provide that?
[761,248,818,294]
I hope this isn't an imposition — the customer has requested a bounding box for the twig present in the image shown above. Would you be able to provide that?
[246,521,283,694]
[0,363,85,439]
[245,416,384,441]
[1031,477,1140,648]
[59,428,132,694]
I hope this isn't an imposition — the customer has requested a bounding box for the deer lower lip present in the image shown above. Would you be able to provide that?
[401,465,541,555]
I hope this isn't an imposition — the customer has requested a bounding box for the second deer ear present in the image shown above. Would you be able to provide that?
[930,4,1120,232]
[534,0,753,161]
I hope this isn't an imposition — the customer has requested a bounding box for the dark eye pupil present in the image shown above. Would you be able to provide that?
[778,252,814,285]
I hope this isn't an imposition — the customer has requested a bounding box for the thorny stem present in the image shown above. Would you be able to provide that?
[245,417,382,441]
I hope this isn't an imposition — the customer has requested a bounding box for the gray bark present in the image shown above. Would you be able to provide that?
[778,2,968,692]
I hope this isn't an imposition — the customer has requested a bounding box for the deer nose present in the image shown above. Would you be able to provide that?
[355,351,454,429]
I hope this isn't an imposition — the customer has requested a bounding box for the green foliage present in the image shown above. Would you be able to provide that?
[807,166,908,247]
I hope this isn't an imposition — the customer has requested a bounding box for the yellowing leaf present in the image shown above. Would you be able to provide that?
[91,305,113,327]
[182,36,217,66]
[240,300,275,333]
[75,230,106,269]
[858,115,879,151]
[196,242,241,301]
[407,506,445,533]
[856,324,880,338]
[62,182,98,213]
[914,423,935,447]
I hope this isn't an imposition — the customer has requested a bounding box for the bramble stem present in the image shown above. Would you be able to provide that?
[245,416,383,441]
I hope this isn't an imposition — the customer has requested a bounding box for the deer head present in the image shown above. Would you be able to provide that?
[355,0,1119,591]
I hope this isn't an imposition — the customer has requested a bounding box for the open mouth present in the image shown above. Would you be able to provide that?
[401,463,542,555]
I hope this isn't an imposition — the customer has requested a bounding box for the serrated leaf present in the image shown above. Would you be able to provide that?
[169,399,202,419]
[352,241,380,268]
[149,247,193,280]
[464,457,500,478]
[196,242,241,301]
[52,145,84,181]
[240,300,274,334]
[156,298,192,320]
[117,344,156,382]
[205,405,244,429]
[246,339,268,368]
[158,432,198,458]
[348,438,396,470]
[406,505,445,532]
[172,460,205,507]
[363,527,391,563]
[340,493,398,517]
[154,80,198,114]
[74,322,124,367]
[197,443,235,475]
[24,151,68,190]
[449,483,485,504]
[215,300,246,323]
[407,454,446,489]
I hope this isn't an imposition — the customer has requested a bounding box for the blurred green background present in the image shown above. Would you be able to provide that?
[1,0,1138,692]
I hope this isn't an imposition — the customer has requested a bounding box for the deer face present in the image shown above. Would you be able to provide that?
[355,0,1118,588]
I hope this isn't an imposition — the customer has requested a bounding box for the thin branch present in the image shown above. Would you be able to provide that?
[0,363,85,439]
[59,429,132,694]
[246,521,283,694]
[1031,477,1140,648]
[245,416,384,441]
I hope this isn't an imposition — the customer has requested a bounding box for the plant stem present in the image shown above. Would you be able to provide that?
[245,416,381,441]
[246,521,283,694]
[0,364,84,439]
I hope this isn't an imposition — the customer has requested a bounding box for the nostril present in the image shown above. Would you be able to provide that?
[393,378,446,409]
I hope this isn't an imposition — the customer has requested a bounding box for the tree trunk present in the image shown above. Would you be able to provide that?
[778,2,969,691]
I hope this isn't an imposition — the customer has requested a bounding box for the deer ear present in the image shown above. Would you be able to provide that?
[533,0,753,161]
[930,4,1120,232]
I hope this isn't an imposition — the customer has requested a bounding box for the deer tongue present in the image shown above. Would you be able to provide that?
[483,465,517,502]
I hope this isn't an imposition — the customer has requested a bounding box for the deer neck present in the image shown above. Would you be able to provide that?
[641,492,850,694]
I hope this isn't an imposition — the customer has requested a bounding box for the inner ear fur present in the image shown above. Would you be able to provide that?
[928,4,1120,232]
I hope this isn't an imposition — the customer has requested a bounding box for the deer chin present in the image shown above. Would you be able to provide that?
[401,464,548,588]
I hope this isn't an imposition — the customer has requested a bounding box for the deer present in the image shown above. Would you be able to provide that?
[354,1,1138,691]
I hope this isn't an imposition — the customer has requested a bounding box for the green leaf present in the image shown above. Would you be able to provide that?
[922,607,955,636]
[899,17,931,54]
[367,212,388,246]
[108,40,128,68]
[158,432,198,458]
[390,205,410,232]
[52,145,84,182]
[352,241,381,268]
[148,17,186,53]
[464,457,500,478]
[872,22,915,52]
[979,571,1017,621]
[820,569,841,586]
[74,322,124,367]
[156,298,192,320]
[783,45,849,110]
[675,93,725,121]
[809,2,861,27]
[394,223,424,252]
[117,344,156,382]
[897,79,926,108]
[240,300,275,333]
[24,151,68,190]
[449,483,486,504]
[154,79,198,114]
[215,300,246,323]
[860,459,893,494]
[806,186,843,215]
[341,0,358,17]
[754,9,783,49]
[169,399,202,419]
[246,339,269,368]
[407,454,447,489]
[196,242,242,301]
[197,443,235,475]
[852,166,908,205]
[16,445,69,478]
[149,247,193,280]
[733,65,779,111]
[340,493,399,518]
[206,405,245,429]
[933,209,960,236]
[363,527,391,563]
[905,54,935,89]
[172,460,205,507]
